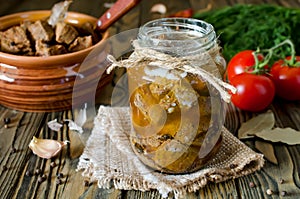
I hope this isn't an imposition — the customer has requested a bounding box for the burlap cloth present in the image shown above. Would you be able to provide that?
[77,106,264,199]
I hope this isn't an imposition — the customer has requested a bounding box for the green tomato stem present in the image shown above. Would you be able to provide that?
[252,39,297,72]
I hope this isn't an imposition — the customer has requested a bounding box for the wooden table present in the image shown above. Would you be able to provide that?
[1,0,300,198]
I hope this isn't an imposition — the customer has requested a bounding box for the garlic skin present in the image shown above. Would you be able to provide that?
[47,119,63,132]
[64,103,87,134]
[29,136,69,159]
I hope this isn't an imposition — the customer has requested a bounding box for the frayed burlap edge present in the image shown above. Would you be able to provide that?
[77,106,264,199]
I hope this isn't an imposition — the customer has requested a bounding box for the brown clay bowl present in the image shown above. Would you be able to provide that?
[0,10,112,112]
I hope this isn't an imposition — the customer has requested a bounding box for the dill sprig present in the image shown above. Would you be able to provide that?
[194,4,300,63]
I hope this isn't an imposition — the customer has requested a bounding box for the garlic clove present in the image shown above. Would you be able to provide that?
[29,136,69,159]
[150,3,167,14]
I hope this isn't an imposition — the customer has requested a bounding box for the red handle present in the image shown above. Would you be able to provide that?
[96,0,142,32]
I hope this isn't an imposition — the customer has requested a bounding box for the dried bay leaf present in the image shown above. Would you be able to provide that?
[255,140,278,164]
[238,110,275,139]
[237,109,300,146]
[255,127,300,145]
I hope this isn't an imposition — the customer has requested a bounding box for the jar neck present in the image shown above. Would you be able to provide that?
[137,18,217,56]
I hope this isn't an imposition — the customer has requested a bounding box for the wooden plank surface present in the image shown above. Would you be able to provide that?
[1,0,300,199]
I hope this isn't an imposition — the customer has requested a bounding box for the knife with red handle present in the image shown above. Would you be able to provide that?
[96,0,142,32]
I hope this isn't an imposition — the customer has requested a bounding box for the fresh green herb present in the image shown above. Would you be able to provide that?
[194,4,300,62]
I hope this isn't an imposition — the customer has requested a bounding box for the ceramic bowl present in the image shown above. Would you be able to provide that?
[0,10,111,112]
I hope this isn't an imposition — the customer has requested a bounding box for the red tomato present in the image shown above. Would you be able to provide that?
[227,50,265,82]
[230,73,275,112]
[169,8,193,18]
[270,56,300,101]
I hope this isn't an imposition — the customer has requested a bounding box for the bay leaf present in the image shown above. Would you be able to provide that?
[255,127,300,145]
[255,140,278,164]
[238,110,275,139]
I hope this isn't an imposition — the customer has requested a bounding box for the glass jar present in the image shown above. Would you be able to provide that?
[127,18,226,174]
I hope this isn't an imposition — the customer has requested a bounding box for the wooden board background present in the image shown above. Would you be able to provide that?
[0,0,300,198]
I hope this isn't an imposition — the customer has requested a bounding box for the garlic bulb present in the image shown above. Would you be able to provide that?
[29,136,69,159]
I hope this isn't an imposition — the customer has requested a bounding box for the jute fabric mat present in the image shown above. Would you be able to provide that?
[77,106,264,199]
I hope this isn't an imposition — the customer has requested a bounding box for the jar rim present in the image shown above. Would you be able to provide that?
[137,18,216,55]
[140,18,214,37]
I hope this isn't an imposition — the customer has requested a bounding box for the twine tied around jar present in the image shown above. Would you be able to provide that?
[107,40,236,103]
